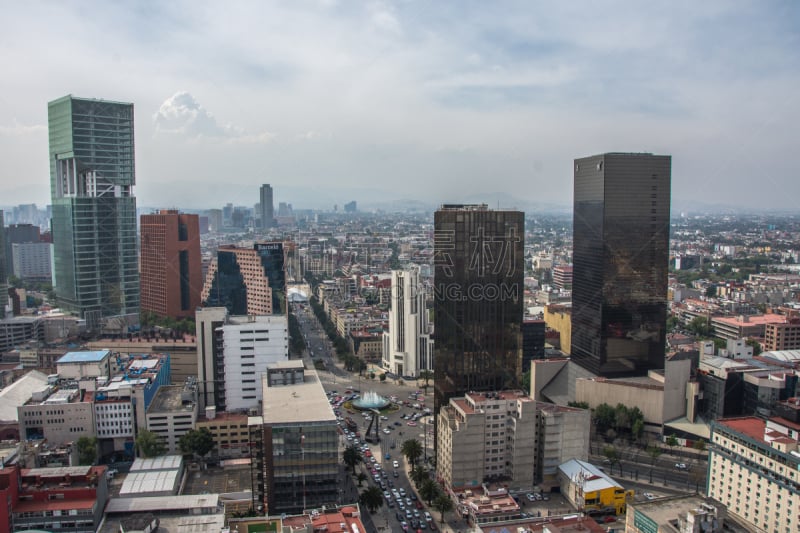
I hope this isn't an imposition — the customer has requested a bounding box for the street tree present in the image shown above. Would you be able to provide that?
[343,445,362,475]
[360,486,384,513]
[419,478,440,505]
[433,493,454,523]
[401,439,423,474]
[135,428,166,458]
[356,472,367,487]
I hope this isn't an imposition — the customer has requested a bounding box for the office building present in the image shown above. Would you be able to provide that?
[4,223,41,272]
[260,184,274,228]
[195,308,288,412]
[433,204,524,414]
[140,210,202,319]
[707,416,800,532]
[146,384,198,454]
[48,95,139,323]
[11,242,52,281]
[382,268,433,377]
[764,319,800,351]
[552,264,573,290]
[571,153,671,378]
[626,495,742,533]
[522,319,546,372]
[202,243,287,315]
[250,363,338,515]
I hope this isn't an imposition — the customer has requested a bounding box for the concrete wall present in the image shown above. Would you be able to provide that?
[576,379,664,425]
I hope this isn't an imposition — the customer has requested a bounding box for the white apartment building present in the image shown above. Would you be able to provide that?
[382,268,433,377]
[707,415,800,533]
[437,390,538,491]
[219,314,288,412]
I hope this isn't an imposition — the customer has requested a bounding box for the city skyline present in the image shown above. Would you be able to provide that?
[1,2,798,211]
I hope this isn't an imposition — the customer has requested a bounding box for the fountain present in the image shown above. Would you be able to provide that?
[352,390,390,411]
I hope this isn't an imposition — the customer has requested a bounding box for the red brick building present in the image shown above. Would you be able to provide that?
[140,210,202,319]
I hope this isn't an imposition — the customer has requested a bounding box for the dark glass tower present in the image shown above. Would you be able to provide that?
[433,204,524,414]
[48,96,139,324]
[260,184,274,228]
[571,153,671,377]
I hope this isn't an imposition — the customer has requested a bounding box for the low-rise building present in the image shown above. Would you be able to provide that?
[18,385,95,445]
[451,485,522,526]
[625,494,748,533]
[56,350,112,380]
[764,319,800,352]
[558,459,632,515]
[195,410,250,459]
[0,464,108,533]
[145,382,198,454]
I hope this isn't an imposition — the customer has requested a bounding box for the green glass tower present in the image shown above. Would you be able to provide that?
[48,96,139,324]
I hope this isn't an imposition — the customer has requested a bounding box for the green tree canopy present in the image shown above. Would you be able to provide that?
[76,436,97,466]
[419,478,440,505]
[360,486,384,513]
[343,445,362,474]
[136,428,166,458]
[401,439,423,474]
[433,493,454,523]
[179,428,214,458]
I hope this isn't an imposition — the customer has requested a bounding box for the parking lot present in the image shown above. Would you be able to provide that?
[185,463,253,495]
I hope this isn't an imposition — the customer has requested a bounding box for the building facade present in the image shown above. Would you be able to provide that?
[145,382,198,454]
[382,268,433,377]
[764,319,800,352]
[260,184,274,229]
[140,210,202,319]
[0,210,5,319]
[436,390,537,491]
[571,153,671,378]
[202,243,286,315]
[433,205,524,416]
[11,242,52,281]
[251,363,338,515]
[48,95,139,323]
[707,416,800,532]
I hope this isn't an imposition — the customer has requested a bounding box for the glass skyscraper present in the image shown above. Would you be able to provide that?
[48,96,139,323]
[433,204,524,415]
[570,153,671,377]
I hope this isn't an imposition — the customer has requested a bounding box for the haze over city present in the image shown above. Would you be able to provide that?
[1,1,798,211]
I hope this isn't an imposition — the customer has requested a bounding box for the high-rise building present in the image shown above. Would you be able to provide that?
[571,153,671,378]
[140,210,202,319]
[382,268,433,377]
[202,243,286,315]
[48,96,139,323]
[0,210,6,319]
[433,204,524,415]
[260,184,274,228]
[250,362,338,514]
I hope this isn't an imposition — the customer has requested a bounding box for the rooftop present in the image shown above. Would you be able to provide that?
[57,350,110,364]
[0,370,49,422]
[148,385,195,413]
[714,313,786,327]
[558,459,623,493]
[716,417,766,444]
[261,369,335,424]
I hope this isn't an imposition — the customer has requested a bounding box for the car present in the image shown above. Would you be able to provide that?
[643,492,655,500]
[407,421,418,426]
[400,521,409,531]
[395,421,402,426]
[675,463,687,469]
[385,453,392,460]
[399,488,406,496]
[383,428,391,434]
[424,511,432,522]
[393,460,400,468]
[380,415,388,420]
[415,500,423,509]
[396,512,404,521]
[413,510,420,518]
[526,493,536,502]
[406,498,413,506]
[411,494,417,501]
[393,470,399,477]
[603,516,617,523]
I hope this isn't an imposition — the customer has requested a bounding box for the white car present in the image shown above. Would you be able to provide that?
[675,463,687,469]
[643,492,655,500]
[393,460,400,468]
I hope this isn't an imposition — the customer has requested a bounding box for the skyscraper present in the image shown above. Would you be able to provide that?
[433,204,524,415]
[382,268,433,377]
[140,210,202,319]
[48,96,139,323]
[260,184,274,228]
[571,153,671,377]
[0,210,6,319]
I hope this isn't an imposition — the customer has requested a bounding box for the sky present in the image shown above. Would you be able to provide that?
[1,1,798,211]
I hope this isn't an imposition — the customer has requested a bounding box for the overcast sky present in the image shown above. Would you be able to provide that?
[1,1,798,211]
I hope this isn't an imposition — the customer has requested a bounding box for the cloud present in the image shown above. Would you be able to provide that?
[0,120,46,137]
[152,91,273,143]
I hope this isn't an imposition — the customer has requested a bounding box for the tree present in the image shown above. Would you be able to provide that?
[692,438,706,452]
[687,316,713,337]
[356,472,367,487]
[666,434,679,454]
[343,445,362,474]
[593,403,616,432]
[646,443,662,483]
[76,436,97,466]
[521,369,531,392]
[179,428,214,460]
[410,467,430,487]
[631,418,645,442]
[136,428,166,458]
[419,478,440,505]
[745,338,762,356]
[433,493,454,523]
[379,373,387,383]
[360,486,384,513]
[603,445,621,476]
[401,439,423,474]
[419,369,433,394]
[567,401,589,409]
